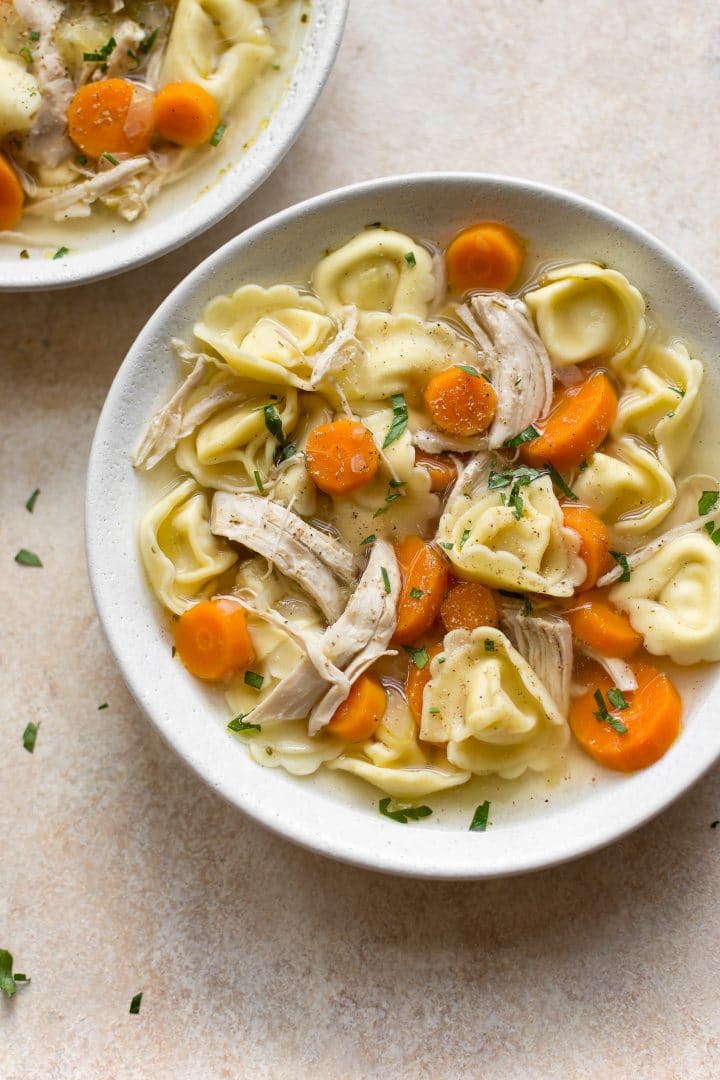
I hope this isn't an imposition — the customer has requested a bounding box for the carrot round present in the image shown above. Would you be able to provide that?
[423,367,497,437]
[155,81,220,147]
[445,221,524,293]
[67,79,155,157]
[570,662,681,771]
[562,504,612,592]
[414,451,458,492]
[174,598,255,681]
[305,418,379,496]
[0,153,24,230]
[393,535,449,645]
[521,371,617,471]
[567,592,643,658]
[325,673,387,742]
[440,581,499,633]
[406,642,443,725]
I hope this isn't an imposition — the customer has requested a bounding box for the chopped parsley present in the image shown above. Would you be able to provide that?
[712,821,720,829]
[469,800,491,832]
[22,722,38,753]
[25,488,39,513]
[429,706,440,715]
[593,689,628,734]
[253,470,265,493]
[19,45,33,63]
[609,550,631,582]
[53,247,69,259]
[385,491,403,505]
[139,27,158,54]
[382,393,408,448]
[300,11,309,22]
[84,36,116,62]
[503,425,540,448]
[547,465,577,501]
[129,992,143,1015]
[228,714,261,733]
[523,596,533,616]
[579,459,589,472]
[20,249,29,259]
[75,154,88,166]
[209,123,227,147]
[459,528,471,549]
[274,442,296,465]
[244,671,264,690]
[404,251,416,267]
[98,703,109,711]
[381,566,391,594]
[698,490,719,528]
[15,549,42,567]
[484,639,496,652]
[409,587,424,599]
[487,464,545,490]
[507,485,524,520]
[607,688,630,711]
[456,364,481,379]
[103,152,120,166]
[0,951,28,1000]
[403,644,429,669]
[360,534,376,546]
[388,478,406,488]
[669,385,685,397]
[440,541,454,550]
[263,404,284,441]
[379,797,432,824]
[29,30,40,41]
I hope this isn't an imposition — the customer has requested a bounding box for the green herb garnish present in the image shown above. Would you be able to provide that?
[404,251,416,267]
[487,464,545,490]
[19,249,29,259]
[274,442,296,465]
[403,644,429,669]
[429,707,440,715]
[504,425,540,448]
[440,541,453,550]
[29,30,40,41]
[15,549,42,567]
[19,45,33,63]
[98,703,108,711]
[228,714,261,733]
[300,11,309,22]
[609,550,631,582]
[22,722,38,753]
[469,800,490,832]
[209,123,226,147]
[53,247,69,260]
[360,534,376,545]
[409,587,424,599]
[129,992,143,1015]
[456,364,481,378]
[75,154,88,166]
[25,488,39,513]
[84,36,116,62]
[382,393,408,448]
[508,485,524,519]
[103,152,120,166]
[484,639,496,652]
[381,566,391,594]
[593,689,628,734]
[459,528,471,549]
[699,490,719,518]
[139,27,158,53]
[0,951,28,999]
[253,470,265,493]
[244,671,264,690]
[669,385,685,397]
[607,688,630,711]
[548,465,577,501]
[388,478,406,488]
[263,403,284,441]
[379,797,432,824]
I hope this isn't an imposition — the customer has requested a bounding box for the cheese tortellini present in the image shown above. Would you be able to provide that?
[573,436,676,536]
[610,533,720,664]
[312,230,437,318]
[525,263,646,370]
[160,0,274,112]
[139,479,238,614]
[420,628,569,779]
[0,49,40,138]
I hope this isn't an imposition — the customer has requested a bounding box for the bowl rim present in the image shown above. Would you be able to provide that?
[0,0,348,293]
[86,171,720,879]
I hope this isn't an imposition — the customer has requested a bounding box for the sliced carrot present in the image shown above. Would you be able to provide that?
[423,367,497,437]
[67,79,155,157]
[567,591,643,658]
[570,662,681,771]
[155,81,220,147]
[440,581,499,633]
[305,418,379,496]
[406,642,443,725]
[521,371,617,471]
[325,673,387,742]
[562,503,612,592]
[0,152,23,230]
[445,221,524,293]
[414,451,458,492]
[174,598,254,681]
[393,535,449,645]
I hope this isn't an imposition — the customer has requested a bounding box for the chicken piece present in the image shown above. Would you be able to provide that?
[14,0,75,167]
[501,601,574,715]
[24,156,151,219]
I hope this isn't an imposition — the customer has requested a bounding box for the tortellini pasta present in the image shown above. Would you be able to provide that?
[612,340,703,473]
[140,479,238,614]
[0,49,40,138]
[437,469,585,596]
[311,230,437,318]
[573,436,676,536]
[420,628,569,779]
[610,533,720,664]
[160,0,274,113]
[525,263,646,370]
[194,285,335,388]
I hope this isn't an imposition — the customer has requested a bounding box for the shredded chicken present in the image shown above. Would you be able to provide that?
[240,541,400,730]
[456,294,553,449]
[310,306,359,388]
[134,344,244,469]
[412,429,488,454]
[24,157,151,219]
[577,646,638,693]
[211,493,356,621]
[501,601,574,714]
[14,0,75,167]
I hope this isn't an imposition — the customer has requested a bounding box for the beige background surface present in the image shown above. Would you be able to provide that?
[3,1,720,1077]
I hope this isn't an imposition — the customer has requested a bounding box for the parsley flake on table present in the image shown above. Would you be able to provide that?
[22,722,38,753]
[0,951,29,999]
[25,488,40,512]
[129,992,143,1014]
[15,549,42,567]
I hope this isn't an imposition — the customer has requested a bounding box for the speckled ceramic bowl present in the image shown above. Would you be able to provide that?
[86,173,720,878]
[0,1,347,292]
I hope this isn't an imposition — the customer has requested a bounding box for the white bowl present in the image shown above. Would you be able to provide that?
[0,1,347,292]
[86,173,720,878]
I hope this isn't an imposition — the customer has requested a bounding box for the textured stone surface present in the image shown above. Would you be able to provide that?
[2,1,720,1076]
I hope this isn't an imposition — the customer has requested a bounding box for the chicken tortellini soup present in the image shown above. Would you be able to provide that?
[0,0,305,239]
[135,219,720,821]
